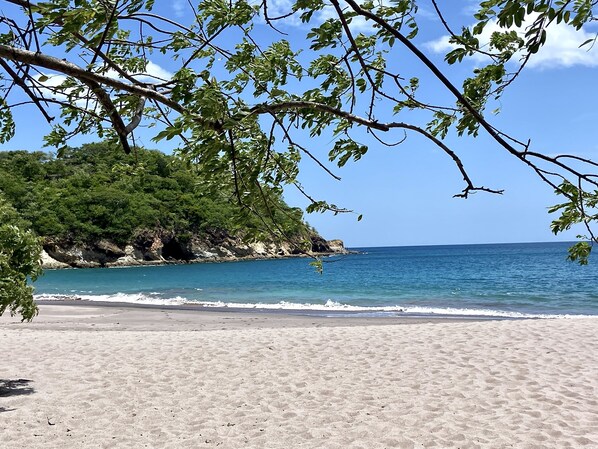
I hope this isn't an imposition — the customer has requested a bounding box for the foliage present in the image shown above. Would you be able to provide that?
[0,142,310,246]
[309,258,324,275]
[548,181,598,265]
[0,194,42,321]
[0,0,597,261]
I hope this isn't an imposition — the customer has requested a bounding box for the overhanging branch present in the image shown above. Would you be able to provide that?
[0,44,183,113]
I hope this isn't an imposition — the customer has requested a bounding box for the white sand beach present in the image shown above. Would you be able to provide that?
[1,304,597,448]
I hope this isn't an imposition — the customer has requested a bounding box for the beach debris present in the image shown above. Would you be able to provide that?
[47,417,55,426]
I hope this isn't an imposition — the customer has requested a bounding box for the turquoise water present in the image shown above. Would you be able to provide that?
[34,242,598,317]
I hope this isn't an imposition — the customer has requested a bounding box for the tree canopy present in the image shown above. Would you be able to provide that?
[0,141,309,245]
[0,1,597,312]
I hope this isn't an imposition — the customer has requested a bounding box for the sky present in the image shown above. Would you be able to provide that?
[1,0,597,248]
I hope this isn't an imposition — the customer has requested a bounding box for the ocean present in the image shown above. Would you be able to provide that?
[34,242,598,318]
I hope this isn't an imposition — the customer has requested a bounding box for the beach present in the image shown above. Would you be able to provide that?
[1,304,597,448]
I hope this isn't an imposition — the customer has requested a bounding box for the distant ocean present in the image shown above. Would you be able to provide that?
[34,242,598,318]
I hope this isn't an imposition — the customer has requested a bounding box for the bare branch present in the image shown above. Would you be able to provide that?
[73,33,140,84]
[81,79,131,153]
[385,122,503,197]
[269,113,342,181]
[0,59,54,123]
[430,0,499,60]
[250,101,390,131]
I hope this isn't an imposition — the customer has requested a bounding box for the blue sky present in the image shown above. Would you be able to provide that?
[1,1,597,248]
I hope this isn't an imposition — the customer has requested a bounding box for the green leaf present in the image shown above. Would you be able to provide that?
[309,258,323,275]
[567,242,592,265]
[0,98,15,144]
[579,38,595,48]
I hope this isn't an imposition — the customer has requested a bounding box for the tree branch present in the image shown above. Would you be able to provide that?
[0,45,181,109]
[0,59,54,123]
[385,122,504,197]
[250,100,390,131]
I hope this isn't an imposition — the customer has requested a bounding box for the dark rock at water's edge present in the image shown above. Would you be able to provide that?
[41,231,348,269]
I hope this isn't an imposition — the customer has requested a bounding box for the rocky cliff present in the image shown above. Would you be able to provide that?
[41,230,347,269]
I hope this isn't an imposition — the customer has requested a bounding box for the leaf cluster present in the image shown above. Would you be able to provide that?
[548,181,598,264]
[0,195,42,321]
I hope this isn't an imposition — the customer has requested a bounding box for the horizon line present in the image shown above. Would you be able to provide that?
[345,240,581,249]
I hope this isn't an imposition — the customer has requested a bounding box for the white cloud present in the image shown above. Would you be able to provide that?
[32,74,71,103]
[425,36,455,55]
[415,6,440,21]
[260,0,294,18]
[102,61,173,83]
[34,73,67,89]
[132,61,174,82]
[318,3,377,33]
[527,23,598,68]
[426,15,598,69]
[32,61,173,106]
[172,0,185,18]
[33,74,106,112]
[461,1,483,17]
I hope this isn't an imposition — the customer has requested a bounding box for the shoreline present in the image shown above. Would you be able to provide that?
[33,295,597,320]
[37,298,508,317]
[2,301,495,332]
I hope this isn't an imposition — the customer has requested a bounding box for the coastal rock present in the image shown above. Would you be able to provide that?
[110,253,143,267]
[44,236,145,268]
[327,239,347,253]
[189,239,220,260]
[43,241,101,268]
[310,235,330,253]
[133,231,164,261]
[40,250,70,269]
[161,236,195,261]
[95,239,125,258]
[40,231,347,269]
[309,236,349,254]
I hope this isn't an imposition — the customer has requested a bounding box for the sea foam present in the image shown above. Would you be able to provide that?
[35,292,188,306]
[34,293,595,319]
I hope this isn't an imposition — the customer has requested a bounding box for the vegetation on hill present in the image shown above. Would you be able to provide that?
[0,142,310,247]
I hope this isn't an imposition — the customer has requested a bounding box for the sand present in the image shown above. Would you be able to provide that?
[1,304,597,448]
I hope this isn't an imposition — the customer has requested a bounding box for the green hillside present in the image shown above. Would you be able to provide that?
[0,142,309,247]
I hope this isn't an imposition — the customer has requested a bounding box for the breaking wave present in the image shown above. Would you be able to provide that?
[34,293,594,319]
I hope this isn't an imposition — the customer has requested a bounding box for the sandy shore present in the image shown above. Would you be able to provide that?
[1,304,597,448]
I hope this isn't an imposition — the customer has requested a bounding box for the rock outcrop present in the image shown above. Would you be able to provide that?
[40,249,71,269]
[41,230,347,269]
